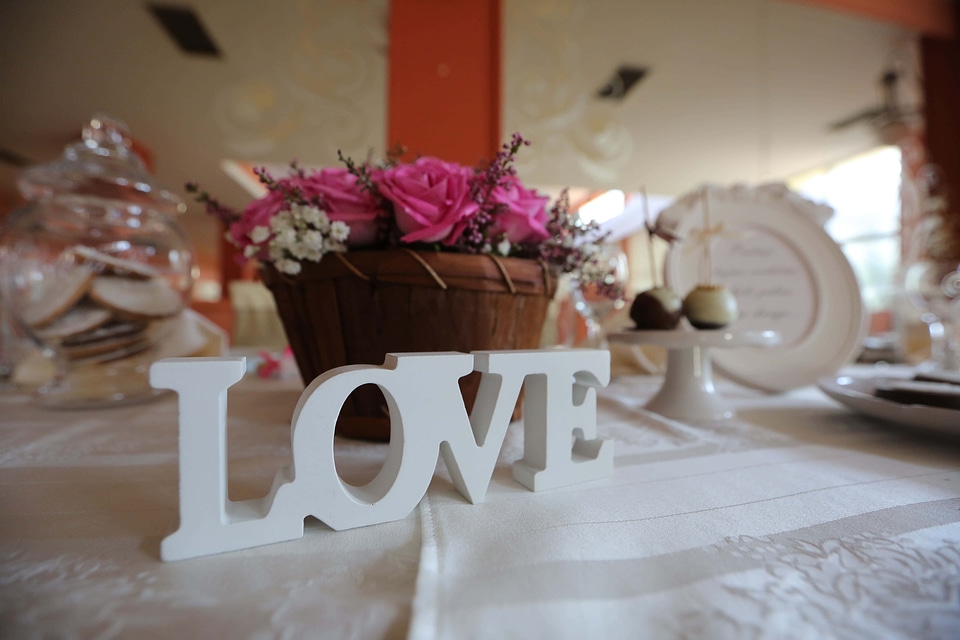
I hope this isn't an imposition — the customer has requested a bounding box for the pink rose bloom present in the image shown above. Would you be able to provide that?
[488,176,550,244]
[300,168,381,246]
[229,189,285,249]
[229,169,381,251]
[376,157,479,245]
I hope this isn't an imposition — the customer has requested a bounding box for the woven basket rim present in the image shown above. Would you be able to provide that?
[260,249,557,297]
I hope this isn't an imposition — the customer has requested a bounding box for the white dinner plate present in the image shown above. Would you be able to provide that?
[818,374,960,437]
[660,184,866,392]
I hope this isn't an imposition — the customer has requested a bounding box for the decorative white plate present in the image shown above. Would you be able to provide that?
[660,184,866,392]
[818,374,960,437]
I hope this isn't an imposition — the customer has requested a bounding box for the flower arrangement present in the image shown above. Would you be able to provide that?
[187,133,622,297]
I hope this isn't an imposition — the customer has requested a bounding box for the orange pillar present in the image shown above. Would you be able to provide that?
[388,0,502,165]
[216,1,503,299]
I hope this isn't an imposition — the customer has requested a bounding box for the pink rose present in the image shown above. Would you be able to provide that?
[488,176,550,244]
[229,189,285,249]
[229,170,382,252]
[300,168,381,246]
[376,157,479,245]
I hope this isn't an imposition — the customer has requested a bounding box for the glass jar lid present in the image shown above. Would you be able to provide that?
[16,114,185,215]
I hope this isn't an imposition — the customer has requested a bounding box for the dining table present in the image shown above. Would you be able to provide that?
[1,361,959,639]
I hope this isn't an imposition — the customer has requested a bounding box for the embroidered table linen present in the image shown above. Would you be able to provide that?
[1,368,958,638]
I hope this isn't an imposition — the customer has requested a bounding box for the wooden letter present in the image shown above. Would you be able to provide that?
[151,349,613,561]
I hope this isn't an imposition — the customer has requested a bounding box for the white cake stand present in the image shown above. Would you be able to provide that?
[608,329,781,421]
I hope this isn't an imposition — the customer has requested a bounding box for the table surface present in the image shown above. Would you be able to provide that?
[2,365,959,639]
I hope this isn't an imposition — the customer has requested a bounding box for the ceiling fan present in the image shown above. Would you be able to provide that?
[828,66,921,144]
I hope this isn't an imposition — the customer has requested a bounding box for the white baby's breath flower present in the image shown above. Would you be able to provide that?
[224,231,240,247]
[270,210,294,231]
[243,245,259,258]
[580,256,609,280]
[275,258,302,275]
[302,247,324,262]
[248,225,271,244]
[302,229,324,251]
[288,242,309,260]
[497,239,511,256]
[329,220,350,243]
[315,211,331,233]
[482,243,492,254]
[275,228,298,249]
[302,206,327,228]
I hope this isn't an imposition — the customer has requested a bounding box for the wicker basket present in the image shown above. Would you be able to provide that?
[260,249,557,440]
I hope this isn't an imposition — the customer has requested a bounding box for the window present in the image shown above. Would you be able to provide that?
[790,146,902,323]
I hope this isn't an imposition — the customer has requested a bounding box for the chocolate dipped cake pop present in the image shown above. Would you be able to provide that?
[631,187,683,330]
[683,187,738,330]
[631,286,683,329]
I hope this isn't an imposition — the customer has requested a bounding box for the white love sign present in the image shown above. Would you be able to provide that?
[151,349,613,561]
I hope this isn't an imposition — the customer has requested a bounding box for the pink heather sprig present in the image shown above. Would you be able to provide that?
[184,182,239,225]
[253,165,325,210]
[336,150,402,247]
[288,159,307,179]
[337,150,380,198]
[456,132,531,253]
[532,190,599,273]
[455,203,505,254]
[384,142,408,168]
[339,150,406,247]
[469,132,529,205]
[523,189,626,300]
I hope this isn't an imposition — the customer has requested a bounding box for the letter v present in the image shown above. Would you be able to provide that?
[439,351,525,504]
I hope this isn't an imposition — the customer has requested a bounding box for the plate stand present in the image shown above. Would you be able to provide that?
[646,344,733,421]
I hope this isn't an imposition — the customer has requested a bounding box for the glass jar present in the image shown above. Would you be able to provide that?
[0,114,195,407]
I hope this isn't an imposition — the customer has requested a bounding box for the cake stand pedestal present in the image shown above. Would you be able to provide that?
[608,329,780,421]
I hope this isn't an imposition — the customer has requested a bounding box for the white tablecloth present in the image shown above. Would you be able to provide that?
[2,367,959,639]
